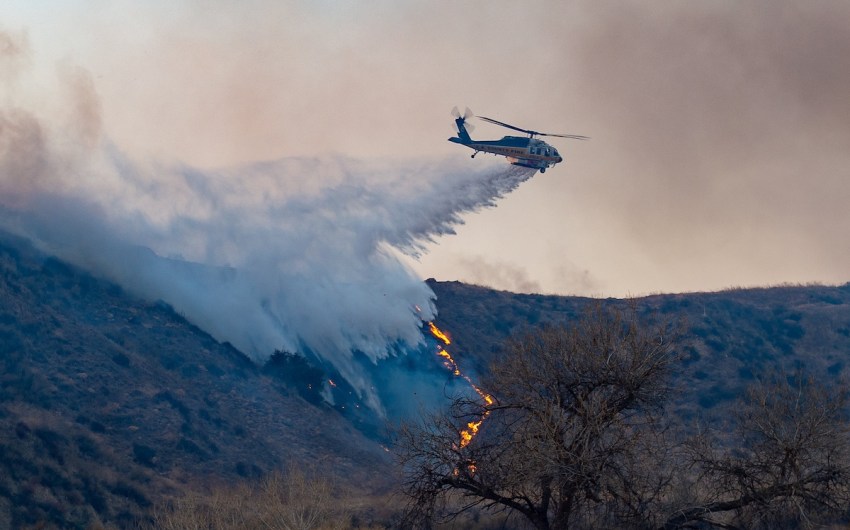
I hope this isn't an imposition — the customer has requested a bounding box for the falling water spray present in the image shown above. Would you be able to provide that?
[0,30,538,414]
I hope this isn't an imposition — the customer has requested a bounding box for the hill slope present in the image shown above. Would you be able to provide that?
[0,233,388,528]
[428,279,850,422]
[4,227,850,527]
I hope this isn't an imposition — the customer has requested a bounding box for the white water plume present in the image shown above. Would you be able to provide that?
[0,31,536,411]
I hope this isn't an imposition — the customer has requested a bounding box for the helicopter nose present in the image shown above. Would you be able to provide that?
[557,156,563,163]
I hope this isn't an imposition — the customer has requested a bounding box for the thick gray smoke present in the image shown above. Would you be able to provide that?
[0,31,535,412]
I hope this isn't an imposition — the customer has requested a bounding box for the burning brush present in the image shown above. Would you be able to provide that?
[427,322,494,449]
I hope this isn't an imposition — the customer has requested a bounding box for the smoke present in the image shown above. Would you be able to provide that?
[0,30,535,413]
[566,1,850,291]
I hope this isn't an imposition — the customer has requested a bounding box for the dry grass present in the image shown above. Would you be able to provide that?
[144,467,394,530]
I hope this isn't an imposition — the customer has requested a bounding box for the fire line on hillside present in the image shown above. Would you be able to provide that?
[426,321,494,449]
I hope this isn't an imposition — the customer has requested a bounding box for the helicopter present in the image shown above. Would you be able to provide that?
[448,107,588,173]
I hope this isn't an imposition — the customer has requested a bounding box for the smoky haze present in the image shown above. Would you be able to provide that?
[0,31,535,414]
[8,2,849,295]
[563,1,850,291]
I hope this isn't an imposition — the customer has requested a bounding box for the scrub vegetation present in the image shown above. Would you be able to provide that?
[2,234,850,528]
[398,306,850,529]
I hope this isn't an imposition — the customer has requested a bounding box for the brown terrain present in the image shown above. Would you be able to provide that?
[2,228,850,527]
[0,232,389,528]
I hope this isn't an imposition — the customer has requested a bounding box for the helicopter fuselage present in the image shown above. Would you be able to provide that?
[449,135,563,172]
[448,115,565,173]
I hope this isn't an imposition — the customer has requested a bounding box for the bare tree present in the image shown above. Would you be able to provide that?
[664,373,850,529]
[397,305,679,529]
[397,304,850,530]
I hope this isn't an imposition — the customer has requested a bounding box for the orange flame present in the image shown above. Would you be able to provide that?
[428,322,451,345]
[460,420,480,448]
[453,461,479,476]
[427,321,494,455]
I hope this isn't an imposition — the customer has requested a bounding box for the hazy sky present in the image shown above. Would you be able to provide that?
[5,0,850,297]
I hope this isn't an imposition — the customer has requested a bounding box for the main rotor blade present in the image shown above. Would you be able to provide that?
[478,116,533,135]
[479,114,588,140]
[541,133,590,140]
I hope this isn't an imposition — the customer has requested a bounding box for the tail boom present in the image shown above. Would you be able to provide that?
[450,117,473,144]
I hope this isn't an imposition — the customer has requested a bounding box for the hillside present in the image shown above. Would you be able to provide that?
[428,279,850,423]
[0,233,389,528]
[3,227,850,528]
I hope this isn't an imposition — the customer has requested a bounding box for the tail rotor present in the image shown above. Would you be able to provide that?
[451,106,475,133]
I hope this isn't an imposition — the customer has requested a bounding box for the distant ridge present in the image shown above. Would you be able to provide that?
[427,278,850,422]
